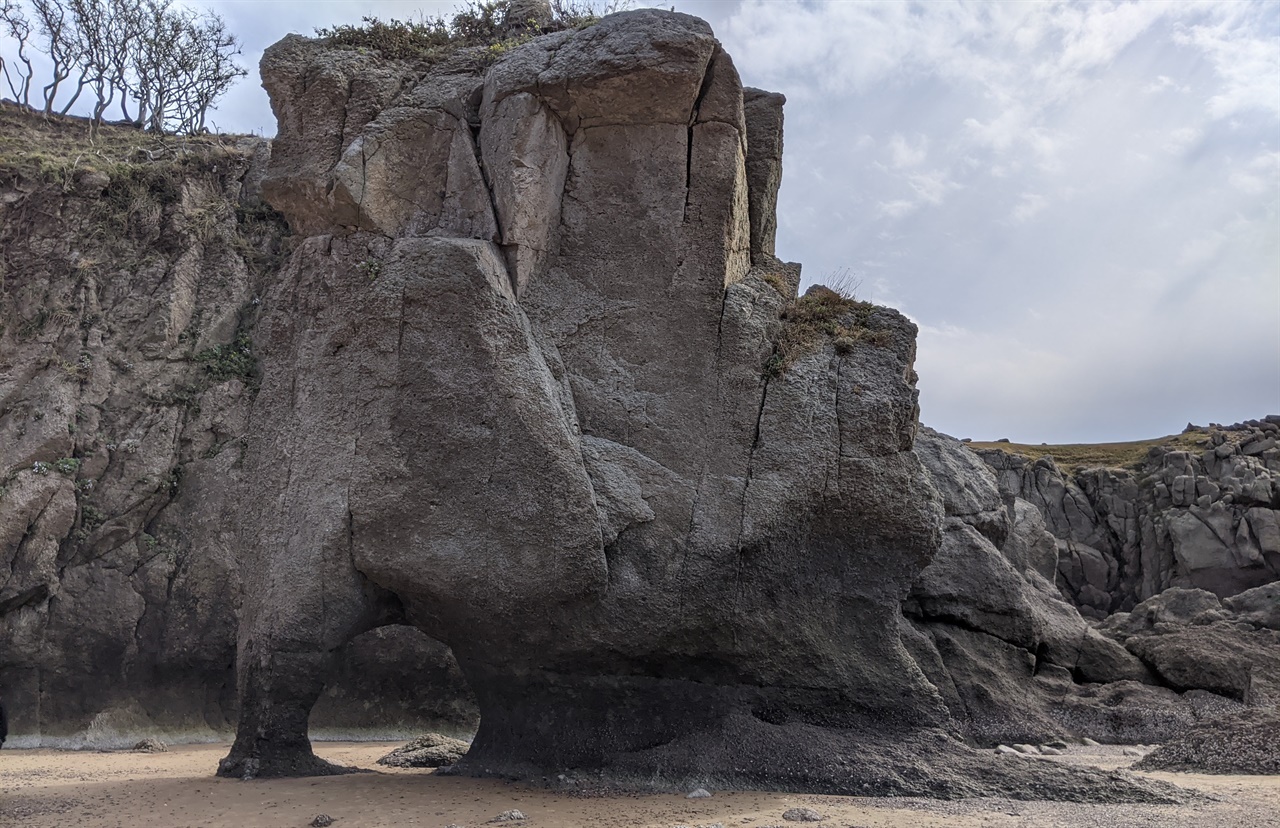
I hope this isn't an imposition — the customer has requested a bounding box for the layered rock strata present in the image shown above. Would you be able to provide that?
[978,419,1280,617]
[215,11,1184,803]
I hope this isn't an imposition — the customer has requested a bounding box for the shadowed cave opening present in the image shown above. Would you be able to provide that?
[309,625,479,743]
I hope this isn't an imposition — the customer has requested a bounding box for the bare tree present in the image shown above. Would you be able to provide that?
[1,0,35,107]
[29,0,81,114]
[2,0,244,133]
[123,0,181,130]
[61,0,122,119]
[104,0,145,122]
[171,11,245,133]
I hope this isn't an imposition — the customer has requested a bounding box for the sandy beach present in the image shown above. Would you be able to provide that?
[1,741,1278,828]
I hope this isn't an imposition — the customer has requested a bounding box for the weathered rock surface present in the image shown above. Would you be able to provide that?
[0,105,477,747]
[905,429,1275,747]
[211,10,1189,802]
[977,420,1280,617]
[1224,581,1280,630]
[1135,708,1280,775]
[1097,588,1280,706]
[376,732,469,768]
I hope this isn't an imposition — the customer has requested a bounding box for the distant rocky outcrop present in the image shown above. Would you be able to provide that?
[976,419,1280,618]
[212,9,1186,803]
[905,429,1277,748]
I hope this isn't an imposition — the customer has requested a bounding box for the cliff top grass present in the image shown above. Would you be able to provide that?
[0,101,253,188]
[968,430,1212,472]
[315,1,620,63]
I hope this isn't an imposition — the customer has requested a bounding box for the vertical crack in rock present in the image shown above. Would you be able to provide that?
[683,50,718,224]
[357,139,370,233]
[333,75,355,177]
[469,122,517,294]
[734,368,771,627]
[835,357,844,489]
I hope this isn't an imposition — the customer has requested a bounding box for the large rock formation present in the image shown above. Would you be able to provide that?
[905,429,1277,748]
[0,104,476,747]
[213,10,1186,803]
[977,420,1280,617]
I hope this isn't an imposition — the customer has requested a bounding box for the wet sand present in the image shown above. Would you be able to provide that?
[2,741,1278,827]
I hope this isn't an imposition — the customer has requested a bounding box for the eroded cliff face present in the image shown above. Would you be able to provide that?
[212,10,1187,803]
[978,420,1280,618]
[0,106,477,746]
[906,428,1279,749]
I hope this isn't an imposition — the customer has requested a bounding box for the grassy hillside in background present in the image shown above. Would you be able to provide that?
[968,430,1213,471]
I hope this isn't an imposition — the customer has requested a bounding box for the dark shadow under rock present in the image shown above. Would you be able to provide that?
[453,713,1192,804]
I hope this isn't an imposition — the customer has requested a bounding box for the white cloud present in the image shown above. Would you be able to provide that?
[877,199,917,220]
[1144,74,1190,94]
[888,133,928,168]
[1011,193,1048,223]
[907,170,959,205]
[1173,8,1280,119]
[1176,230,1227,270]
[1163,126,1202,154]
[1229,150,1280,194]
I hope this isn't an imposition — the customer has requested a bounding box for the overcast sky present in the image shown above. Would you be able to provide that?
[9,1,1279,442]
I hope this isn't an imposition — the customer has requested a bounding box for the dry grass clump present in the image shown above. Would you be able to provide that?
[760,269,792,297]
[764,285,890,377]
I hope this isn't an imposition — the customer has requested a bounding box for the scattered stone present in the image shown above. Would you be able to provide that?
[1039,746,1064,756]
[1044,740,1069,750]
[687,788,713,799]
[1082,738,1101,747]
[131,738,168,753]
[1012,744,1041,755]
[781,807,823,822]
[489,811,526,823]
[376,733,469,768]
[995,745,1021,756]
[310,816,334,828]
